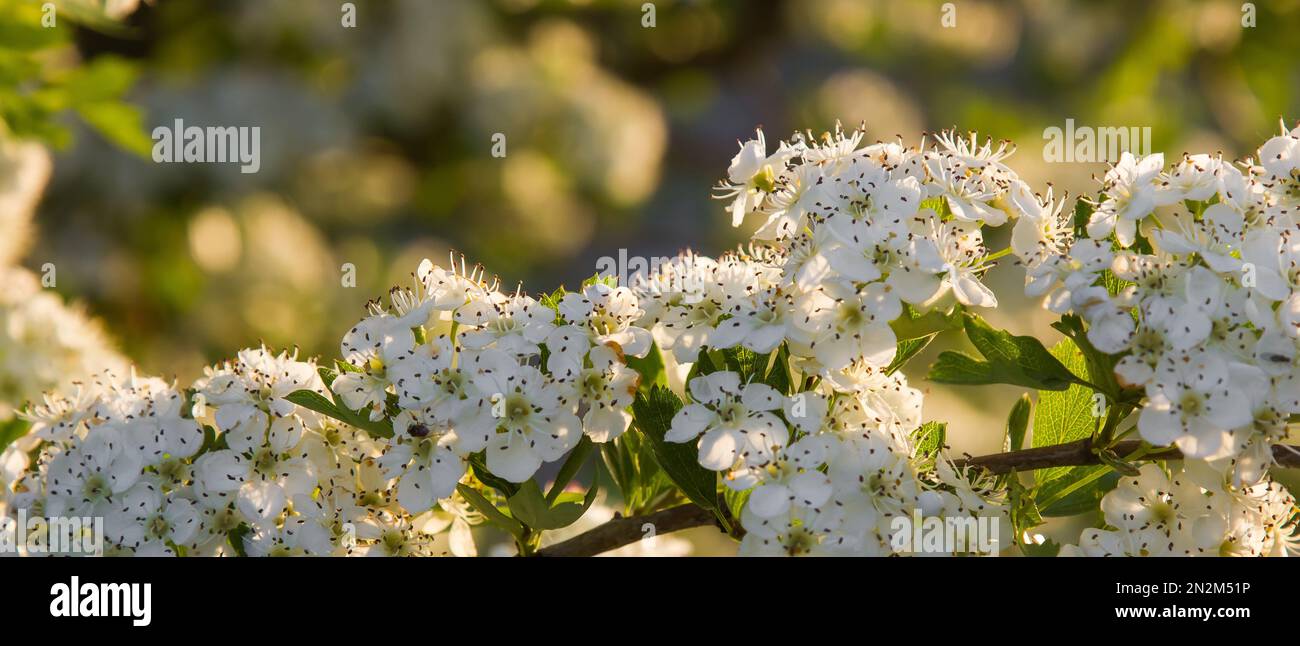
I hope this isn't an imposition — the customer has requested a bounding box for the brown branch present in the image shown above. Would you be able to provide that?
[536,504,721,557]
[537,442,1300,556]
[954,440,1300,474]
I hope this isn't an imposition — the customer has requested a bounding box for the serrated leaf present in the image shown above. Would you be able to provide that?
[929,314,1085,391]
[723,346,767,383]
[1051,314,1123,402]
[284,389,393,439]
[886,332,937,375]
[631,386,723,526]
[948,314,1086,391]
[600,428,676,515]
[1033,339,1102,485]
[911,421,946,460]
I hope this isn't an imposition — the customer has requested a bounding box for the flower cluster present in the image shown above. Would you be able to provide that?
[666,369,1006,555]
[339,258,647,503]
[623,126,1036,553]
[1012,122,1300,482]
[7,347,477,557]
[1061,462,1299,557]
[5,122,1299,558]
[1,252,658,556]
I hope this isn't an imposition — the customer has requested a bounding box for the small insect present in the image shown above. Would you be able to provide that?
[408,424,431,438]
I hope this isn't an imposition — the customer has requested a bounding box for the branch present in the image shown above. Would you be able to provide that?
[953,440,1300,474]
[536,504,720,557]
[535,442,1300,556]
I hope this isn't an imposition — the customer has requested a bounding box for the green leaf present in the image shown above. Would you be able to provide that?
[1070,198,1093,238]
[506,476,599,530]
[226,524,251,557]
[683,347,721,386]
[583,273,618,289]
[1005,394,1031,452]
[928,313,1085,391]
[1020,538,1062,557]
[723,346,767,383]
[1037,466,1120,517]
[911,421,946,460]
[886,332,937,375]
[284,389,393,439]
[76,101,151,156]
[468,453,519,497]
[765,344,793,394]
[458,484,525,539]
[1032,339,1102,485]
[1051,314,1123,402]
[631,386,725,528]
[546,436,593,504]
[538,287,567,326]
[723,487,751,520]
[600,428,676,515]
[625,342,667,396]
[889,304,961,341]
[1007,473,1043,540]
[0,417,31,453]
[64,57,138,106]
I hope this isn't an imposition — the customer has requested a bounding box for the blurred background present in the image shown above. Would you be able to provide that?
[11,0,1300,484]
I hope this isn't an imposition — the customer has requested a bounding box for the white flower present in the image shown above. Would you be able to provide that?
[925,219,999,308]
[706,287,791,354]
[417,257,491,312]
[1086,152,1164,247]
[378,399,493,514]
[1254,119,1300,181]
[334,310,436,419]
[105,478,200,555]
[1138,351,1253,459]
[1157,153,1222,204]
[456,289,555,357]
[1010,186,1073,267]
[727,436,833,519]
[1063,461,1300,557]
[753,163,828,241]
[715,128,800,227]
[21,385,100,444]
[472,350,580,482]
[546,283,652,378]
[572,345,638,443]
[737,502,848,556]
[44,427,142,518]
[795,279,900,370]
[924,153,1010,226]
[666,371,786,473]
[820,160,923,244]
[195,346,328,450]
